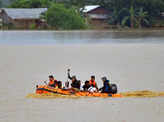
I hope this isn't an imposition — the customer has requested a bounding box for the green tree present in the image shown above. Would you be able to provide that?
[104,0,135,27]
[45,3,87,30]
[29,0,51,8]
[136,8,149,28]
[121,6,137,28]
[7,0,164,28]
[121,7,149,28]
[103,0,164,28]
[0,0,2,8]
[9,0,30,8]
[134,0,164,17]
[9,0,51,8]
[129,6,136,28]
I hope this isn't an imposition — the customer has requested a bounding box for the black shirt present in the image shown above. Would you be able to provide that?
[83,84,91,91]
[68,72,81,89]
[71,80,81,89]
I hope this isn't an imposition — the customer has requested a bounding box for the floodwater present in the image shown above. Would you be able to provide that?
[0,30,164,45]
[0,31,164,122]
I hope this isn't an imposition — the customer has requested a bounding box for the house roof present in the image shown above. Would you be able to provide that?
[82,5,100,13]
[2,8,47,19]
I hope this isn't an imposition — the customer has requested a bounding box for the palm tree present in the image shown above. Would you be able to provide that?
[109,7,128,28]
[121,6,137,28]
[109,9,120,26]
[136,8,149,28]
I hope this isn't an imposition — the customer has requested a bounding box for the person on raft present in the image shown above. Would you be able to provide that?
[99,76,111,93]
[67,69,81,90]
[48,75,62,88]
[82,76,98,92]
[83,81,91,91]
[89,75,98,90]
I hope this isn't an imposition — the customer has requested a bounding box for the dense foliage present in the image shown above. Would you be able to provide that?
[5,0,164,28]
[0,0,2,8]
[44,4,87,30]
[99,0,164,28]
[9,0,51,8]
[9,0,98,8]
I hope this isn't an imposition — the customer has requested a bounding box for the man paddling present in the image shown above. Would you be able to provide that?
[67,69,81,90]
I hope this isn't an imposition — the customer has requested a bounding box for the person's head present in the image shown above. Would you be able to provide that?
[101,76,107,82]
[91,75,95,81]
[49,75,54,81]
[85,80,90,85]
[72,75,76,82]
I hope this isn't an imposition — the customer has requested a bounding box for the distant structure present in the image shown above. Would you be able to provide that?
[0,8,47,29]
[161,12,164,18]
[82,5,110,29]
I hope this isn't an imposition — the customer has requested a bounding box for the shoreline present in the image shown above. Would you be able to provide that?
[1,30,164,45]
[0,28,164,32]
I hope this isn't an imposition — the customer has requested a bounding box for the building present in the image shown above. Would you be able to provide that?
[161,12,164,18]
[82,5,110,28]
[0,8,47,29]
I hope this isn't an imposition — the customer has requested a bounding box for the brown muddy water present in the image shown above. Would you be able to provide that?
[0,31,164,122]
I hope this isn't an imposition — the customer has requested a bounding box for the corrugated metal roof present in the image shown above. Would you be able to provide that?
[82,5,100,13]
[2,8,47,19]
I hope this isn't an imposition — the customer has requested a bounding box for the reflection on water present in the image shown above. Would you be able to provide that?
[27,90,164,99]
[0,31,164,45]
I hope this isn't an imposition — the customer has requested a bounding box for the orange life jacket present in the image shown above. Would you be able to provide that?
[49,80,58,87]
[89,80,96,87]
[49,80,54,85]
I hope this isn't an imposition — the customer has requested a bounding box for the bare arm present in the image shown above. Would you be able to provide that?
[67,69,72,80]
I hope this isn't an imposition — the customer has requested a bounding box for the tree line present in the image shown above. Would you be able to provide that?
[1,0,164,29]
[99,0,164,28]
